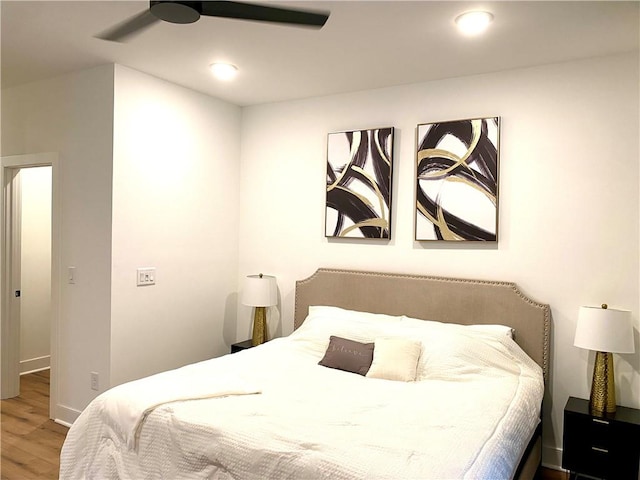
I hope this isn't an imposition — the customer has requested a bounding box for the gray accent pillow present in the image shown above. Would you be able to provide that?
[318,336,374,375]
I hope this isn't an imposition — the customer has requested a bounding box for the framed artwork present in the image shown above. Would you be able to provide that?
[326,127,394,239]
[415,117,499,241]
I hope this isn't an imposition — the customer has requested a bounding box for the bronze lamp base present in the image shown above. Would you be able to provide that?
[251,306,268,346]
[589,351,616,415]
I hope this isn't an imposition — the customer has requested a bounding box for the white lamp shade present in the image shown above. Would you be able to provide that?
[574,306,635,354]
[241,274,277,307]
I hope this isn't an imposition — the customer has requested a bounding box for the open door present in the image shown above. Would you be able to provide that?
[1,167,22,398]
[1,153,58,418]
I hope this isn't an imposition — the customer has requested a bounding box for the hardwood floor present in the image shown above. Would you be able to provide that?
[1,370,68,479]
[542,468,569,480]
[0,372,566,479]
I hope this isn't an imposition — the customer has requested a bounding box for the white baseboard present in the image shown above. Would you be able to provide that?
[542,444,564,471]
[54,403,81,426]
[20,355,51,375]
[54,418,73,428]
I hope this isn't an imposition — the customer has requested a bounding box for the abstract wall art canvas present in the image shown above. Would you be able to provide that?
[415,117,499,241]
[326,127,394,239]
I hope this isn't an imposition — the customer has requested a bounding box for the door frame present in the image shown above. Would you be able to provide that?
[1,153,59,419]
[1,166,21,398]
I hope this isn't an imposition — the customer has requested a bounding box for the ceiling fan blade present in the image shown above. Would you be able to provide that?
[201,1,329,28]
[96,10,160,42]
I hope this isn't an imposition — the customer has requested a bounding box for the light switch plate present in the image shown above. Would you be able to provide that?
[136,267,156,286]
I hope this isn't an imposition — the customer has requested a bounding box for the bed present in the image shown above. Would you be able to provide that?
[60,268,550,480]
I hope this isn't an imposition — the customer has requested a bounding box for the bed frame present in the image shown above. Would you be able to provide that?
[294,268,551,480]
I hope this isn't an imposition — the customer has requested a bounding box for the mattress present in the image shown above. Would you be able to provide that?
[60,307,544,480]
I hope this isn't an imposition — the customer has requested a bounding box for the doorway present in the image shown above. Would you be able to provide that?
[1,153,58,420]
[18,166,52,375]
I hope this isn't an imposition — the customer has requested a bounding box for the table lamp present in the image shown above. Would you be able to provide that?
[574,304,634,414]
[241,273,277,346]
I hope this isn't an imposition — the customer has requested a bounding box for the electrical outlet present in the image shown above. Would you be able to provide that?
[90,372,99,391]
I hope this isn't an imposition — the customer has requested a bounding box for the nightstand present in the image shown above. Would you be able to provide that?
[230,339,254,353]
[562,396,640,479]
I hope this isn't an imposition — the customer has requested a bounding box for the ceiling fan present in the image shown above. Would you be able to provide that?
[98,1,330,42]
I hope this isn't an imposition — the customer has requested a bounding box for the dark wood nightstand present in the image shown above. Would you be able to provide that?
[562,396,640,480]
[230,339,254,353]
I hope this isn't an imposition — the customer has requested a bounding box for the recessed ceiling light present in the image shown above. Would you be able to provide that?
[455,11,493,36]
[209,63,238,81]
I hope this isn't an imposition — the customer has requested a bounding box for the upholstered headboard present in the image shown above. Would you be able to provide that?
[294,268,551,380]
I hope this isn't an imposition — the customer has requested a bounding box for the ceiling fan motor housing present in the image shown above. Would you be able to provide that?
[150,1,202,24]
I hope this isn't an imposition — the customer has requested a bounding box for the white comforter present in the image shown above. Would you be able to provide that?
[60,309,544,480]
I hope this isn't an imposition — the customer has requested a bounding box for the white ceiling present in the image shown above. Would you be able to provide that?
[2,1,639,106]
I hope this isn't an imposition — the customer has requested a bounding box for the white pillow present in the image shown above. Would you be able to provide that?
[308,305,403,324]
[466,324,515,339]
[400,315,514,339]
[290,306,403,345]
[366,337,422,382]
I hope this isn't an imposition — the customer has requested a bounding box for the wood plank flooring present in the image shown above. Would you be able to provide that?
[1,370,68,479]
[1,371,567,479]
[543,468,569,480]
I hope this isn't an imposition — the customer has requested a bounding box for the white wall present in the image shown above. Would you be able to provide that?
[1,65,115,421]
[2,64,243,417]
[19,166,52,373]
[110,65,242,386]
[238,53,639,467]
